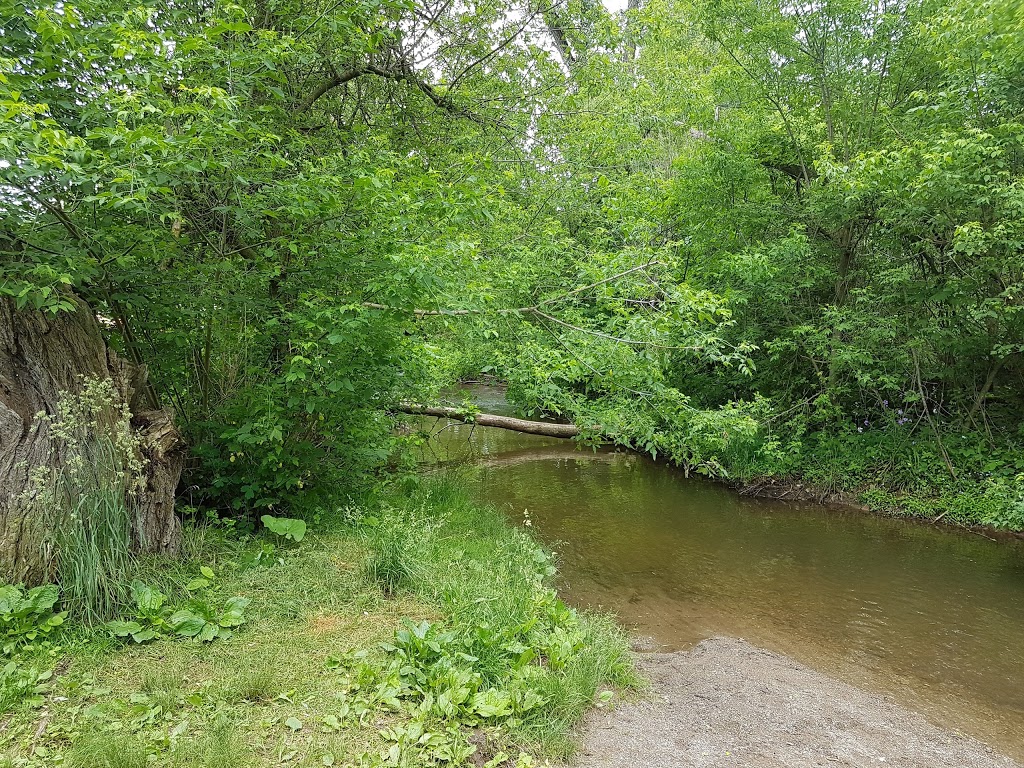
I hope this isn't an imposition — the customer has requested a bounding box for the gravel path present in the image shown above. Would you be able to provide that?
[567,637,1020,768]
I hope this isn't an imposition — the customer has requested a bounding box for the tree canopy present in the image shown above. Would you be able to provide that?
[2,0,1022,526]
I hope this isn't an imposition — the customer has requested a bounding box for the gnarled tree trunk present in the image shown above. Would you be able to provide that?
[0,295,184,586]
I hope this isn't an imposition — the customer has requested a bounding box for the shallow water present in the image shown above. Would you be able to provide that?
[417,388,1024,759]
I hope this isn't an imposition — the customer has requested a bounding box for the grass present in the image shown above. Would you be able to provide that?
[1,475,637,767]
[362,517,424,597]
[66,733,149,768]
[54,438,140,625]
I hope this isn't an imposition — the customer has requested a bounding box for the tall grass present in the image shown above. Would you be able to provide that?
[43,379,145,624]
[362,516,425,596]
[54,436,138,622]
[55,437,138,623]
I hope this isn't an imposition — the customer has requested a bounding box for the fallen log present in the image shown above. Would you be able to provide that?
[397,404,580,438]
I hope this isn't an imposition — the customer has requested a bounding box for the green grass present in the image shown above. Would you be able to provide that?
[1,476,637,767]
[54,438,140,625]
[66,732,150,768]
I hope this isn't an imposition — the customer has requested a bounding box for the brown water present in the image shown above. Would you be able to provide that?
[416,389,1024,759]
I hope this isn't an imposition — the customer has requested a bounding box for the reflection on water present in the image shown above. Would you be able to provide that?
[417,393,1024,759]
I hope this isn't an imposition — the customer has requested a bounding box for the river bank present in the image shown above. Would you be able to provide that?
[729,476,1024,543]
[1,479,634,766]
[567,637,1020,768]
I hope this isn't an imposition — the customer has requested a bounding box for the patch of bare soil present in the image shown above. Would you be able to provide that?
[567,637,1020,768]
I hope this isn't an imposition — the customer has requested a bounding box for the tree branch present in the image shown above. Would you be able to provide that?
[297,66,368,113]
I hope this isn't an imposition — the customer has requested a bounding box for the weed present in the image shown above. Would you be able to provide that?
[54,439,139,624]
[0,660,52,714]
[363,517,424,597]
[0,583,66,655]
[39,379,149,623]
[103,580,249,643]
[140,667,184,711]
[261,514,307,542]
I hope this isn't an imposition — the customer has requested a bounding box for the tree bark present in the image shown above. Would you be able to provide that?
[398,404,580,438]
[541,8,576,70]
[0,295,184,586]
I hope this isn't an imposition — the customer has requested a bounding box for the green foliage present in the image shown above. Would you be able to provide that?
[0,660,53,715]
[327,606,627,761]
[980,475,1024,530]
[410,0,1023,527]
[372,477,636,756]
[103,580,249,644]
[0,479,634,765]
[0,583,63,715]
[0,584,66,656]
[0,0,1019,531]
[260,515,307,542]
[185,565,219,592]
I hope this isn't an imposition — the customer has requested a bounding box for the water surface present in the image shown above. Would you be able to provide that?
[416,391,1024,758]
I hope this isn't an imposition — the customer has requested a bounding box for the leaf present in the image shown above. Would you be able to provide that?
[104,620,143,638]
[168,610,206,637]
[200,566,216,580]
[24,584,59,614]
[184,578,211,591]
[219,596,250,627]
[131,628,160,643]
[285,716,303,732]
[470,688,513,718]
[261,515,306,542]
[132,581,166,613]
[0,585,21,614]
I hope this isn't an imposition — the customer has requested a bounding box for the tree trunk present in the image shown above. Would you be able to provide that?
[0,295,184,586]
[398,404,581,438]
[621,0,641,63]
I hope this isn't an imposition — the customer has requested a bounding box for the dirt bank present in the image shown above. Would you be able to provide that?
[567,637,1020,768]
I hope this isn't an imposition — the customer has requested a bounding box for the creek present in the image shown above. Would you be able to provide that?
[417,386,1024,759]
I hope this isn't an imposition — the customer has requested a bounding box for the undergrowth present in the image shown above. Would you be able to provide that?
[1,475,637,767]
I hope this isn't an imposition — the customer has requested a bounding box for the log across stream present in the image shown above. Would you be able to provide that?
[398,403,580,438]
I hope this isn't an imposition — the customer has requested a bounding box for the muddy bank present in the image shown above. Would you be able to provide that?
[566,637,1020,768]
